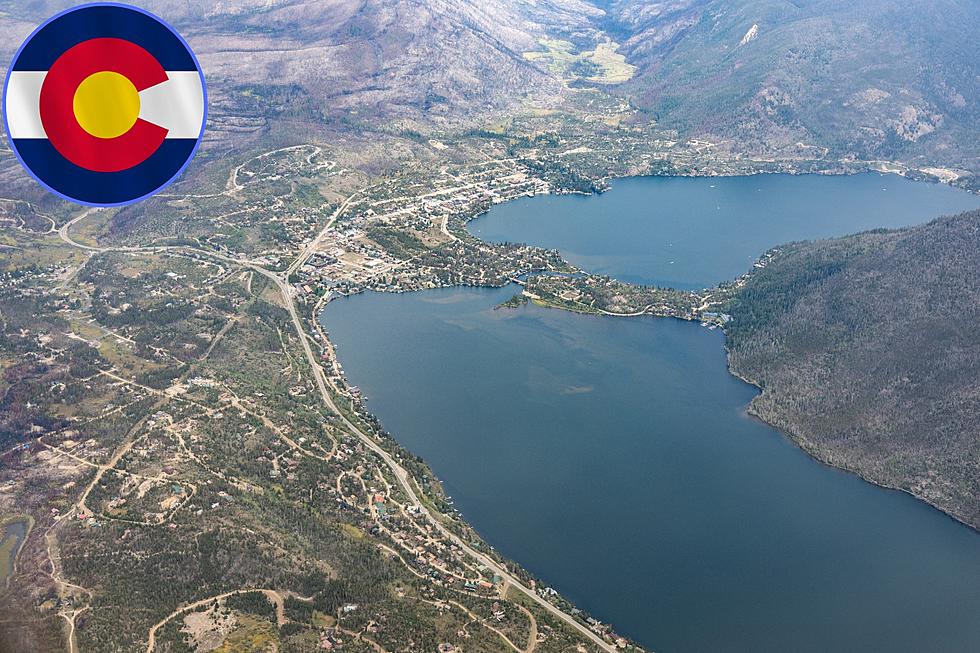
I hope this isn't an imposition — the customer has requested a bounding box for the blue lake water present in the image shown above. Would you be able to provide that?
[321,175,980,653]
[469,173,980,288]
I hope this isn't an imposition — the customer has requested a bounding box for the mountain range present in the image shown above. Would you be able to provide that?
[3,0,979,173]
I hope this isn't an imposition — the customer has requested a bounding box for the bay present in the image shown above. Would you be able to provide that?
[321,175,980,653]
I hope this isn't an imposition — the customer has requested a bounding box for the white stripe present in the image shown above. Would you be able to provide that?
[5,71,46,138]
[138,71,205,139]
[3,70,204,139]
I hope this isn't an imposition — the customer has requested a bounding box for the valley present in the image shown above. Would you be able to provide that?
[1,1,980,652]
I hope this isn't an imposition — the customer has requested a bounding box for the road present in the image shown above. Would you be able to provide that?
[57,191,620,653]
[57,208,102,251]
[256,268,618,653]
[145,588,279,653]
[286,187,370,277]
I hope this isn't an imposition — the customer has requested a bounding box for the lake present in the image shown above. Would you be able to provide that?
[321,174,980,653]
[469,173,980,288]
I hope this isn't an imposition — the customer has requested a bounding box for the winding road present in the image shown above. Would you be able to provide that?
[55,179,620,653]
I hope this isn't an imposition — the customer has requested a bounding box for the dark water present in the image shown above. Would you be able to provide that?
[0,518,28,584]
[469,173,980,289]
[322,175,980,653]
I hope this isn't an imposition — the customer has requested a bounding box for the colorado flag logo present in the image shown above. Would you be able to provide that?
[3,3,207,206]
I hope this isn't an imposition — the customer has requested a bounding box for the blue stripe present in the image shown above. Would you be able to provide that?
[12,139,198,205]
[12,5,197,71]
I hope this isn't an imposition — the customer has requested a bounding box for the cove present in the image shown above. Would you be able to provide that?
[321,175,980,653]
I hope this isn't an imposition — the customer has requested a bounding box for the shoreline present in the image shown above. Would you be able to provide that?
[320,164,980,527]
[309,288,631,650]
[465,166,980,536]
[311,165,980,652]
[316,274,980,652]
[727,363,980,535]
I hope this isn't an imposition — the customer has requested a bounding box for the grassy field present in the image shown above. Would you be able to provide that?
[213,614,278,653]
[523,38,636,85]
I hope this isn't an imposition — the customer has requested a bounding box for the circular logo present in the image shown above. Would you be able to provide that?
[3,3,207,207]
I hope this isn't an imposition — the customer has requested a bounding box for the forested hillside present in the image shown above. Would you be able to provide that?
[604,0,980,170]
[724,210,980,528]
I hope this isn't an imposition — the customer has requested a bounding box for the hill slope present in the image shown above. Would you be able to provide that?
[604,0,980,169]
[5,0,980,175]
[724,210,980,529]
[0,0,599,127]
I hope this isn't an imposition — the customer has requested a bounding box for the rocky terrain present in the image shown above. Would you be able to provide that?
[603,0,980,168]
[5,0,980,173]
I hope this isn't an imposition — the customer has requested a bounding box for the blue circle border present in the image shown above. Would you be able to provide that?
[2,2,208,208]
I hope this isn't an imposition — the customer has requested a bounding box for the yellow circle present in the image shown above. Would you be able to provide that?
[72,71,141,139]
